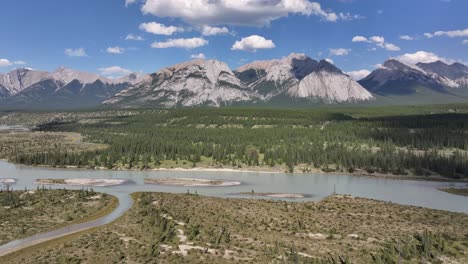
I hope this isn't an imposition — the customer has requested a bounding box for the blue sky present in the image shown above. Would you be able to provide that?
[0,0,467,79]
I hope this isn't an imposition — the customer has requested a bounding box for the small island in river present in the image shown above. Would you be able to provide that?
[34,178,131,187]
[236,192,308,199]
[144,178,241,187]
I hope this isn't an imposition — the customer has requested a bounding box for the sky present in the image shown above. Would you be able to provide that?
[0,0,467,79]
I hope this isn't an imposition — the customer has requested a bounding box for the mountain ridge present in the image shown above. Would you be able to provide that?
[1,55,468,110]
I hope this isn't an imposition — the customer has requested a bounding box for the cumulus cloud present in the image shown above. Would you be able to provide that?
[151,38,208,49]
[190,53,206,59]
[202,25,229,36]
[106,46,125,54]
[231,35,276,52]
[65,48,88,57]
[384,43,400,51]
[139,22,184,35]
[395,51,448,65]
[399,35,414,40]
[0,59,27,67]
[346,69,371,81]
[424,28,468,38]
[125,34,144,41]
[0,59,12,67]
[329,48,350,56]
[125,0,136,7]
[423,33,433,38]
[352,36,400,51]
[352,36,368,42]
[369,36,385,44]
[98,66,132,78]
[140,0,355,26]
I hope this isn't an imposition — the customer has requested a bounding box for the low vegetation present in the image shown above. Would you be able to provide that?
[0,131,106,163]
[3,192,467,263]
[0,187,116,245]
[439,188,468,197]
[1,104,468,179]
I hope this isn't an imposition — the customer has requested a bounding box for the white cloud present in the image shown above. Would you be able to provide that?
[338,12,365,21]
[140,0,355,26]
[346,69,370,81]
[384,43,400,51]
[151,38,208,49]
[370,36,385,44]
[125,0,136,7]
[324,58,334,64]
[329,48,350,56]
[463,40,468,45]
[139,22,184,35]
[425,28,468,38]
[0,59,27,67]
[65,48,88,57]
[0,59,12,67]
[106,46,125,54]
[190,53,206,59]
[352,36,368,42]
[98,66,132,78]
[395,51,448,65]
[424,33,433,38]
[202,25,229,36]
[231,35,276,52]
[125,34,144,41]
[399,35,414,40]
[353,35,400,51]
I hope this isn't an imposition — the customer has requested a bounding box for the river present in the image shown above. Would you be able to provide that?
[0,160,467,256]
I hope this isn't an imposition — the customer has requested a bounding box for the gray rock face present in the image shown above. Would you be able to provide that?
[359,59,460,95]
[235,54,373,102]
[104,60,253,107]
[107,55,374,108]
[417,61,468,88]
[0,67,146,109]
[0,68,50,97]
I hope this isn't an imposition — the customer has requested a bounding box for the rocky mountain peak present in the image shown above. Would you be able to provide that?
[317,60,342,74]
[51,67,100,85]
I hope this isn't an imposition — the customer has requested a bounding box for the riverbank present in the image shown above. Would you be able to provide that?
[0,189,117,246]
[11,160,467,183]
[235,192,308,199]
[2,192,466,263]
[439,188,468,197]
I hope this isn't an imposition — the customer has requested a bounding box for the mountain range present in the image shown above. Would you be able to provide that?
[1,54,467,109]
[0,67,146,109]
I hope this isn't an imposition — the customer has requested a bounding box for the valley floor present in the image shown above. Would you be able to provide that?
[2,192,467,263]
[0,189,116,246]
[1,130,466,183]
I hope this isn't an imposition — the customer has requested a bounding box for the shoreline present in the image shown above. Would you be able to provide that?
[2,159,467,183]
[0,194,120,258]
